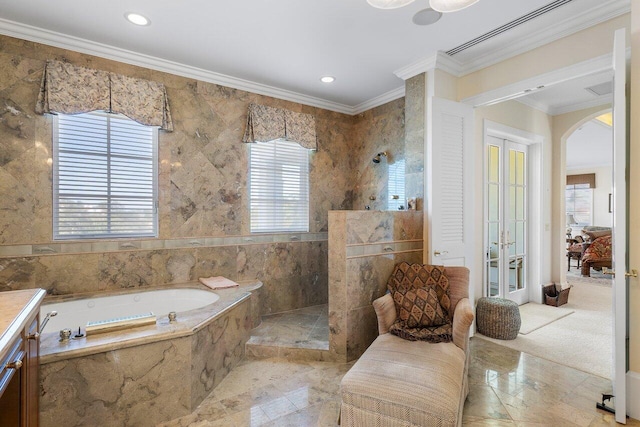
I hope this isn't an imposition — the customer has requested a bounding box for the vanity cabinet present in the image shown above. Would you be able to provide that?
[0,289,45,427]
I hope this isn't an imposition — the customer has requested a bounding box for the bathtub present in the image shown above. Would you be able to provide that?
[38,281,262,427]
[40,288,220,334]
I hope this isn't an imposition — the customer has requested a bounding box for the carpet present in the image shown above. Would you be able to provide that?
[476,280,612,379]
[518,303,574,334]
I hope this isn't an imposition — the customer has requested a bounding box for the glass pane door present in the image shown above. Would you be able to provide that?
[485,137,528,304]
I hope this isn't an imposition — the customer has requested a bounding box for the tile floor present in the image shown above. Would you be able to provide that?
[160,336,640,426]
[245,304,331,360]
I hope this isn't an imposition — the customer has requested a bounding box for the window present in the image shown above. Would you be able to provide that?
[249,140,309,233]
[566,183,592,228]
[53,112,158,239]
[388,158,406,210]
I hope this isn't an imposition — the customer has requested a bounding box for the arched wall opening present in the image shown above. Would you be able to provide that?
[552,106,612,285]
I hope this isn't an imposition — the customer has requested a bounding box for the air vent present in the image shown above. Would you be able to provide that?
[445,0,573,56]
[585,81,613,97]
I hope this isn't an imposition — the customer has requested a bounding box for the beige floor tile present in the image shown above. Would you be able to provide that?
[161,337,640,427]
[463,384,511,421]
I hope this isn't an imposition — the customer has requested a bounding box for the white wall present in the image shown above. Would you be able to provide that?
[566,166,612,229]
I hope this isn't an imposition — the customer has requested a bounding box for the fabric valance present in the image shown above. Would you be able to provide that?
[567,173,596,188]
[242,103,317,150]
[36,60,173,131]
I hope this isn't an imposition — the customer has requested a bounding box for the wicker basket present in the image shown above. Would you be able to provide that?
[476,297,521,340]
[543,283,571,307]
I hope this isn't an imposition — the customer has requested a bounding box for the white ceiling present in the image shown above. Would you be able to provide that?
[517,70,613,115]
[566,119,612,170]
[0,0,629,113]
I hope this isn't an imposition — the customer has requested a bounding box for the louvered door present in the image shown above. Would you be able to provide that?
[427,97,474,270]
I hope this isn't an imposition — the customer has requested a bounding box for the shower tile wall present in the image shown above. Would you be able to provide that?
[404,73,426,208]
[328,210,423,361]
[351,98,406,211]
[0,35,409,314]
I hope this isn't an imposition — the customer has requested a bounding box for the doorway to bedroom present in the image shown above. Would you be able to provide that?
[565,111,613,285]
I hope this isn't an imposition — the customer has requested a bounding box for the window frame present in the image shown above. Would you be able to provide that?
[248,140,310,233]
[52,111,159,240]
[565,183,593,228]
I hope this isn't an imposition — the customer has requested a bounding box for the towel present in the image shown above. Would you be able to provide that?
[199,276,239,289]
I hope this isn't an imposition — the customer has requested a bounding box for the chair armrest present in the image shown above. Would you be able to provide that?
[372,293,396,335]
[452,298,474,352]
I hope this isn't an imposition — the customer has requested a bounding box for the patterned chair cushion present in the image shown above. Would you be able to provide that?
[386,262,453,343]
[568,243,583,253]
[391,284,448,328]
[386,262,451,316]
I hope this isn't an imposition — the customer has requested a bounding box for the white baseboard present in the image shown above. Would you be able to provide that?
[628,370,640,420]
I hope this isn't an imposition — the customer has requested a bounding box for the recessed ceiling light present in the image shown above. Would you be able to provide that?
[320,76,335,83]
[125,13,150,26]
[412,8,442,25]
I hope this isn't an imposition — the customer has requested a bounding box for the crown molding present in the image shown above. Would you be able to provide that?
[515,94,612,117]
[0,0,630,117]
[352,86,405,115]
[394,51,464,81]
[514,97,551,115]
[455,0,630,76]
[394,53,438,81]
[0,18,357,115]
[548,96,612,116]
[566,162,612,172]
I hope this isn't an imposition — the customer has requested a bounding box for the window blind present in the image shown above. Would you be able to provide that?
[565,183,592,226]
[388,159,406,210]
[249,140,309,233]
[54,112,158,239]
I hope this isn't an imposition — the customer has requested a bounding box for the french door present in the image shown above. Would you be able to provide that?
[485,136,529,305]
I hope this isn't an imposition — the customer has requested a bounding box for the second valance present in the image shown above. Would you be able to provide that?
[242,103,317,150]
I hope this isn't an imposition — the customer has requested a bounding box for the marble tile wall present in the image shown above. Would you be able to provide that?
[0,241,326,315]
[351,98,406,211]
[40,298,251,427]
[328,210,423,361]
[40,336,193,427]
[0,34,409,314]
[0,34,369,314]
[404,73,425,209]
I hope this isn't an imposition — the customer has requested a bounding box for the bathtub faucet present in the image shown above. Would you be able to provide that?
[39,311,58,334]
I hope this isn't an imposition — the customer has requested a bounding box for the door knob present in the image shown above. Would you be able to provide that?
[434,250,449,257]
[602,268,638,278]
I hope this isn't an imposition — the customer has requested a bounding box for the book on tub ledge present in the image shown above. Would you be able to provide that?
[198,276,239,290]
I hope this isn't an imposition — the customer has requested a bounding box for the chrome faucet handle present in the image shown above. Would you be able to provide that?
[59,328,72,342]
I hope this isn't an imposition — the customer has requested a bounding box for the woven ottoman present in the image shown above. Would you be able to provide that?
[476,297,521,340]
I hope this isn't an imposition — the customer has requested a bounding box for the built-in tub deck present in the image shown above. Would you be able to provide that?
[39,281,261,364]
[38,280,262,427]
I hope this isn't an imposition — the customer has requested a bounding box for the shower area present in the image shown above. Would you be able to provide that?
[246,79,427,362]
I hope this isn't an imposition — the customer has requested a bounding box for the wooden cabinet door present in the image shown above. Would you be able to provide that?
[23,316,39,427]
